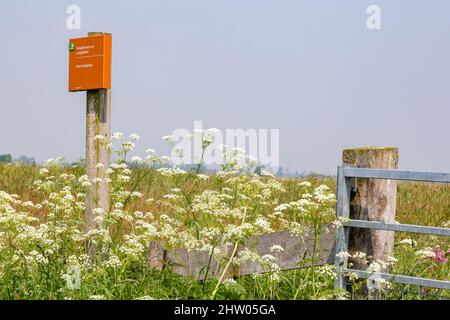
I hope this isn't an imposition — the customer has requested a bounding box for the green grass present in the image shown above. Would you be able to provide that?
[0,162,449,300]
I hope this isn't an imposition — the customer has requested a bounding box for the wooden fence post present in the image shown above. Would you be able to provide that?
[343,147,398,270]
[85,32,111,255]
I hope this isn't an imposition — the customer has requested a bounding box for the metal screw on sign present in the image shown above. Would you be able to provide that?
[68,32,112,261]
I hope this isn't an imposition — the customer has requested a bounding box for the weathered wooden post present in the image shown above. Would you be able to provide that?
[85,85,111,229]
[342,147,399,269]
[69,32,112,257]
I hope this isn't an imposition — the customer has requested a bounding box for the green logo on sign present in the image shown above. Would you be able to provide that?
[69,42,75,52]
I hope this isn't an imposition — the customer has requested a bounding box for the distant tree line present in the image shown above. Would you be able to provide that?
[0,154,35,165]
[0,154,329,177]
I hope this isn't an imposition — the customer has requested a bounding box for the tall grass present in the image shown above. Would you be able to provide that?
[0,156,448,300]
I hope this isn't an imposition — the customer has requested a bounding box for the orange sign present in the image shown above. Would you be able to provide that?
[68,34,112,92]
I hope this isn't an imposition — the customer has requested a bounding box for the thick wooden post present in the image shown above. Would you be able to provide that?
[85,32,111,243]
[343,147,398,270]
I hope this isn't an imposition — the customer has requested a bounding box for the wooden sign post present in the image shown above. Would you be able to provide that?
[85,87,110,231]
[69,32,112,257]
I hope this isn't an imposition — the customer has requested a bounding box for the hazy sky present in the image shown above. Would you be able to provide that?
[0,1,449,174]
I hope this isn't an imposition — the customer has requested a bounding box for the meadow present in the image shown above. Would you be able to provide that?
[0,131,448,300]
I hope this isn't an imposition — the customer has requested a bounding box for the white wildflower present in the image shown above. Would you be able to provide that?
[299,181,311,187]
[270,245,285,253]
[162,135,174,144]
[336,251,351,259]
[103,255,122,269]
[131,156,143,162]
[129,133,140,141]
[111,132,123,140]
[367,261,382,273]
[352,252,367,260]
[223,279,237,287]
[416,248,436,259]
[399,238,416,246]
[387,256,398,264]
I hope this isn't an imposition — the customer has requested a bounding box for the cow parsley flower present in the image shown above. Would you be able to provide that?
[162,135,174,144]
[336,251,351,259]
[367,261,382,273]
[352,251,367,260]
[103,255,122,269]
[111,132,123,140]
[399,238,416,246]
[129,133,140,141]
[223,278,237,287]
[270,245,285,253]
[131,156,143,163]
[416,248,436,259]
[387,256,398,264]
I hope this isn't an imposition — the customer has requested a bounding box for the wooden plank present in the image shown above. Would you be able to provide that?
[148,241,165,270]
[237,226,336,275]
[164,243,234,281]
[147,225,336,279]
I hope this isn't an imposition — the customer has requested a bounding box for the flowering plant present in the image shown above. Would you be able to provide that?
[0,130,336,300]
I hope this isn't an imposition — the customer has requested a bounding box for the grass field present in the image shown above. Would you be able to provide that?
[0,134,449,300]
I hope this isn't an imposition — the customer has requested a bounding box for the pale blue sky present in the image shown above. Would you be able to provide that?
[0,1,449,174]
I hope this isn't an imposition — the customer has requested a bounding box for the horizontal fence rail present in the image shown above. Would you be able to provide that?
[335,165,450,294]
[343,167,450,183]
[345,269,450,291]
[345,220,450,237]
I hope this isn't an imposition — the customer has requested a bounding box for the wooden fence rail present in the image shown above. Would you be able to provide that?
[148,226,336,280]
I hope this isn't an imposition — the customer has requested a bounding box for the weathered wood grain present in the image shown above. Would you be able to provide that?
[163,243,235,281]
[236,226,336,275]
[343,147,398,270]
[148,241,165,270]
[148,225,336,279]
